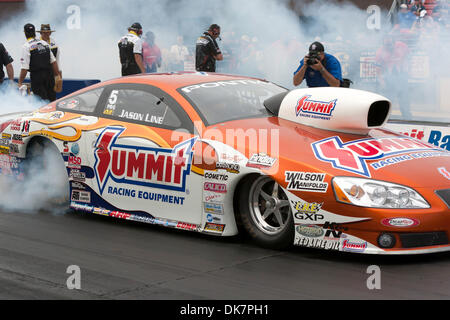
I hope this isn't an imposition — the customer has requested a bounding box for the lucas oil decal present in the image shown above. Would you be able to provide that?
[94,127,197,194]
[312,136,441,177]
[296,95,337,120]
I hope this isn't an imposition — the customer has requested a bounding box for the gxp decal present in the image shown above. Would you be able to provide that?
[312,136,441,177]
[94,127,197,194]
[296,95,337,119]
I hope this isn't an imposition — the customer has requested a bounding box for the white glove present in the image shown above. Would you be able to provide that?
[19,85,28,96]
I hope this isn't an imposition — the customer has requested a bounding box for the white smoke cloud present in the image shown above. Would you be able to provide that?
[0,141,69,214]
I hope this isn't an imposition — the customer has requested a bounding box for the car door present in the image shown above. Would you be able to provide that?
[81,83,202,227]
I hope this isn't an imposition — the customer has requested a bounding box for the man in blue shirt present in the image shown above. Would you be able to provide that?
[397,4,416,30]
[293,41,342,87]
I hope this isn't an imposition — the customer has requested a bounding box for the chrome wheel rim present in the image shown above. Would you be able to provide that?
[249,176,291,235]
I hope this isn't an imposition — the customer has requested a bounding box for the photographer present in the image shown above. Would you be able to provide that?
[293,41,342,88]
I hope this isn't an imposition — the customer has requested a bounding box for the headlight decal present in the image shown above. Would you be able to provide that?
[332,177,430,209]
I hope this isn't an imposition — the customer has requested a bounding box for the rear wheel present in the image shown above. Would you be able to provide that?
[24,139,70,211]
[238,175,294,249]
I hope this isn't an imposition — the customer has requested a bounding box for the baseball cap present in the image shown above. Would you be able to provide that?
[400,4,407,9]
[24,23,35,33]
[129,22,142,31]
[309,41,324,53]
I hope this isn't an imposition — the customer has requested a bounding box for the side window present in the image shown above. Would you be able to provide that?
[57,88,104,113]
[102,88,182,128]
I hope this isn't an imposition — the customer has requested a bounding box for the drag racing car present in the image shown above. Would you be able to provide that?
[0,72,449,255]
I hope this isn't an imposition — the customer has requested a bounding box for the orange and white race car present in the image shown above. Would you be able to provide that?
[0,72,449,254]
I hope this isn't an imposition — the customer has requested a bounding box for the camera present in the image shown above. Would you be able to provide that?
[306,51,319,66]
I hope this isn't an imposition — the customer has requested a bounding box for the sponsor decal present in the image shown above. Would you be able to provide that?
[295,237,340,250]
[296,224,324,238]
[428,130,450,151]
[215,162,240,174]
[323,221,348,240]
[153,218,177,228]
[204,202,224,215]
[8,143,19,154]
[1,133,11,140]
[94,127,196,195]
[93,207,110,216]
[11,134,23,145]
[70,169,86,182]
[0,139,9,146]
[9,119,30,134]
[204,172,228,181]
[292,200,324,221]
[204,193,223,203]
[65,99,79,109]
[176,222,199,231]
[110,211,132,220]
[400,129,425,140]
[295,95,337,120]
[341,240,367,253]
[71,190,91,203]
[106,186,185,205]
[204,222,225,233]
[0,145,9,154]
[371,152,450,170]
[204,182,227,193]
[438,167,450,180]
[220,153,243,163]
[247,153,277,168]
[71,182,86,190]
[312,136,441,177]
[285,171,328,192]
[381,218,420,227]
[68,156,82,169]
[181,79,267,93]
[71,143,80,155]
[206,213,223,223]
[70,203,94,212]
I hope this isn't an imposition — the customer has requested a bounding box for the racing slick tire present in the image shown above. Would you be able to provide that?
[24,138,70,210]
[238,175,294,249]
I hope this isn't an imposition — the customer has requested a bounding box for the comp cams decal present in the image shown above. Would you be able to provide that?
[312,136,442,177]
[94,127,197,194]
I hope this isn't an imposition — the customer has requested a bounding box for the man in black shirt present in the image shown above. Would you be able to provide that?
[0,43,14,85]
[18,23,61,101]
[195,24,223,72]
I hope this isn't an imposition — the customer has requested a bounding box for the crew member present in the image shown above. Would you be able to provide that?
[195,24,223,72]
[118,22,145,76]
[37,24,62,93]
[18,23,61,101]
[293,41,342,88]
[0,42,14,86]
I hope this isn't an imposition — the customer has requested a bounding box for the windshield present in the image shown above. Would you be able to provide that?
[179,79,287,125]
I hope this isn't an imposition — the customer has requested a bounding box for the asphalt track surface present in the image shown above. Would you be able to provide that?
[0,207,449,300]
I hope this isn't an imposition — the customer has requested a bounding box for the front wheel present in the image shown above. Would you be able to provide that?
[238,175,294,249]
